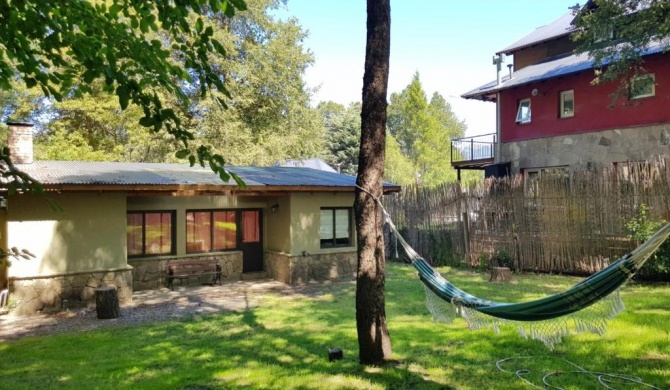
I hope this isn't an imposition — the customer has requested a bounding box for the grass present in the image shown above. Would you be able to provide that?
[1,262,668,389]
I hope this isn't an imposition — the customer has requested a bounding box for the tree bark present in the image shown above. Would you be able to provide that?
[355,0,392,365]
[96,285,120,319]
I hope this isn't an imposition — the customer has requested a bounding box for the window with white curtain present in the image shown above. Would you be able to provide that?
[320,208,352,248]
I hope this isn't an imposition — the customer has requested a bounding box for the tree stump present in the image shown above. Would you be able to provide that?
[490,267,512,283]
[95,285,120,319]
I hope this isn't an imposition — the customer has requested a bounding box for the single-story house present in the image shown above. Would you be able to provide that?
[0,123,400,315]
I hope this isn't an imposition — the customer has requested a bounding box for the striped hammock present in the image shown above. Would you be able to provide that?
[388,215,670,348]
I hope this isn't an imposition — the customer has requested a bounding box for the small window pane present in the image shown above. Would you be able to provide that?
[631,74,655,99]
[516,99,531,123]
[213,211,237,250]
[145,212,173,255]
[126,213,143,256]
[186,211,211,252]
[560,90,574,118]
[241,211,260,243]
[320,209,334,240]
[334,209,350,239]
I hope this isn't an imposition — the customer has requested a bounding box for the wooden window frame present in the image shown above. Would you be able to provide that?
[127,210,176,258]
[185,209,238,254]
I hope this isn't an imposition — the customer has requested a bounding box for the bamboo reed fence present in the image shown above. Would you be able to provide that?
[384,158,670,279]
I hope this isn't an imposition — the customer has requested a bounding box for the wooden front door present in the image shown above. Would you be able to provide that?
[239,210,263,273]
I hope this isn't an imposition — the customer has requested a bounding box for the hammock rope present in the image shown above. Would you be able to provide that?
[357,185,670,348]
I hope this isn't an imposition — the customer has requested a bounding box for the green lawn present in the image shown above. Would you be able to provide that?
[1,263,668,389]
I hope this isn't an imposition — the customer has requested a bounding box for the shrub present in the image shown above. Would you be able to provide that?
[626,204,670,280]
[491,249,514,269]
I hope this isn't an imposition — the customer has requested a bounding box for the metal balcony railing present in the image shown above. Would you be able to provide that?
[450,133,496,165]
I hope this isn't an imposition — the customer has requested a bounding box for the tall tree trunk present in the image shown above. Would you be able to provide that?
[355,0,392,365]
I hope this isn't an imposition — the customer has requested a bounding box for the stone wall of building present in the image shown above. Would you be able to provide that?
[130,252,243,290]
[8,267,133,315]
[266,250,357,284]
[501,124,670,174]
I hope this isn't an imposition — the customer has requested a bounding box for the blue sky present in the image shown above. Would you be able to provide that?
[275,0,582,137]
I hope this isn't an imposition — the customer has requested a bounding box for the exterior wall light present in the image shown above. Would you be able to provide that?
[270,203,279,214]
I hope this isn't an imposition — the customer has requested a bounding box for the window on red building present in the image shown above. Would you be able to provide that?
[630,74,655,99]
[516,98,531,124]
[560,90,574,118]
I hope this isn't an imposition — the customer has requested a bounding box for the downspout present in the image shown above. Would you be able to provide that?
[495,92,502,164]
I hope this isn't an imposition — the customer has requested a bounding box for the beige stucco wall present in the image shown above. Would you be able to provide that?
[289,192,355,256]
[265,196,290,253]
[502,124,670,174]
[7,193,128,278]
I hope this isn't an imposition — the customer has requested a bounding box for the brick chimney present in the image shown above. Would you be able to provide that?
[7,122,34,164]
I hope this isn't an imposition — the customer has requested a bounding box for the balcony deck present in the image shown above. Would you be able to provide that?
[451,133,496,169]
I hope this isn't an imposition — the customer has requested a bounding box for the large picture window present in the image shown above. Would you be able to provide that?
[320,208,352,248]
[186,210,237,253]
[516,98,531,124]
[127,211,175,257]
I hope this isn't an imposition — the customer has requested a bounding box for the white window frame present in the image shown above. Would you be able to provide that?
[630,74,655,99]
[560,90,574,118]
[516,98,531,124]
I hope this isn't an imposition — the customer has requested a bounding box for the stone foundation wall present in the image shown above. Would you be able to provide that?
[8,267,133,315]
[502,124,670,174]
[266,250,357,284]
[131,252,243,290]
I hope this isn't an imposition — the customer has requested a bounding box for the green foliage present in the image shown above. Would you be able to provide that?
[573,1,670,101]
[491,249,514,269]
[15,0,322,167]
[0,247,36,268]
[384,132,416,186]
[186,0,324,166]
[387,72,467,186]
[0,0,248,177]
[625,203,670,277]
[426,229,458,266]
[317,101,360,175]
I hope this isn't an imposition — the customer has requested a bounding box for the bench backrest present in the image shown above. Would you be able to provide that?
[168,259,220,276]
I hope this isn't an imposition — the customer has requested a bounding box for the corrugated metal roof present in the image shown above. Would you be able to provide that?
[8,160,399,191]
[462,42,666,100]
[497,10,577,55]
[277,158,338,173]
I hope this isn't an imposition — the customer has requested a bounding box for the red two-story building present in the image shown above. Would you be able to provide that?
[460,5,670,180]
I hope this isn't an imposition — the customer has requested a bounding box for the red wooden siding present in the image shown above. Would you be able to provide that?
[500,54,670,143]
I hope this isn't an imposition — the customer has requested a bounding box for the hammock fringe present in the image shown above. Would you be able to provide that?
[424,285,627,349]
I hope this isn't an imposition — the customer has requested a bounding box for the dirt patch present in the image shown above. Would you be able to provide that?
[0,278,354,342]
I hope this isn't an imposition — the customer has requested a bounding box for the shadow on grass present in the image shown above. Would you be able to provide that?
[1,263,668,389]
[0,282,453,389]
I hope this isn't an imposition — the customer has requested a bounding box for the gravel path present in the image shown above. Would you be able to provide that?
[0,278,352,342]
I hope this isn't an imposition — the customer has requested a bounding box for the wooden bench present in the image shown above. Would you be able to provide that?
[167,259,222,290]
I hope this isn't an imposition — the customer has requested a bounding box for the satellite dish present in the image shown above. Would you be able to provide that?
[531,88,539,96]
